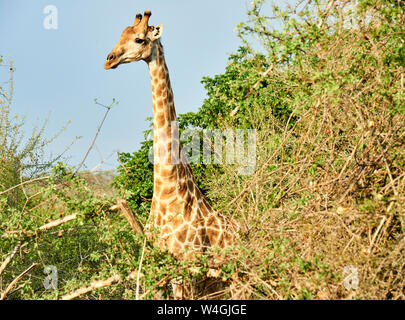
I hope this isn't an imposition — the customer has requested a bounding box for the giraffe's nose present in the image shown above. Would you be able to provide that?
[107,53,116,61]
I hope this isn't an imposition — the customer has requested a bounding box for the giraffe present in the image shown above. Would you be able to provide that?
[105,11,237,298]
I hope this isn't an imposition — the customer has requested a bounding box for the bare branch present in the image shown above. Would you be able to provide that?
[0,176,50,196]
[0,242,21,276]
[38,213,78,231]
[2,213,79,239]
[110,199,144,235]
[74,99,118,175]
[61,270,139,300]
[136,238,147,300]
[0,263,38,300]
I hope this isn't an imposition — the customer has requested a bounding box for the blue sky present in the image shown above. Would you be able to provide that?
[0,0,277,172]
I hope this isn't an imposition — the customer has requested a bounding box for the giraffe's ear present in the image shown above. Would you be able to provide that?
[149,24,164,41]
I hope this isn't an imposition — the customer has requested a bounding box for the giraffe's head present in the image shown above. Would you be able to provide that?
[105,11,163,70]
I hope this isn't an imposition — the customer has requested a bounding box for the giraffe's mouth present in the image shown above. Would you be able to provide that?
[104,60,120,70]
[105,58,132,70]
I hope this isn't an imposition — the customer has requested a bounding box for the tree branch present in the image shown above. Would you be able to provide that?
[0,263,38,300]
[61,270,139,300]
[0,242,21,276]
[110,199,144,235]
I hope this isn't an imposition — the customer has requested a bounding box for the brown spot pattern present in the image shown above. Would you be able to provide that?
[145,42,235,260]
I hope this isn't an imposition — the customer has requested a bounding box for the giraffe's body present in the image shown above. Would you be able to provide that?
[105,11,237,297]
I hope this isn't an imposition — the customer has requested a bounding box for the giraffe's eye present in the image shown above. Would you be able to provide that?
[135,38,145,44]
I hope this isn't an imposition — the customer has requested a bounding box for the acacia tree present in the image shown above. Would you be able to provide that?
[0,56,69,207]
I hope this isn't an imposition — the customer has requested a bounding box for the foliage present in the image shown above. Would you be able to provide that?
[0,57,67,208]
[196,0,405,299]
[112,134,154,224]
[1,0,404,300]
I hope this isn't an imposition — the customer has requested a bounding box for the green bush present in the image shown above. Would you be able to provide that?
[1,0,404,300]
[0,57,66,208]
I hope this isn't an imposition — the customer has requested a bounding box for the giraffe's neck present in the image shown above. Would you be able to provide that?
[147,41,187,211]
[145,41,236,258]
[147,41,180,173]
